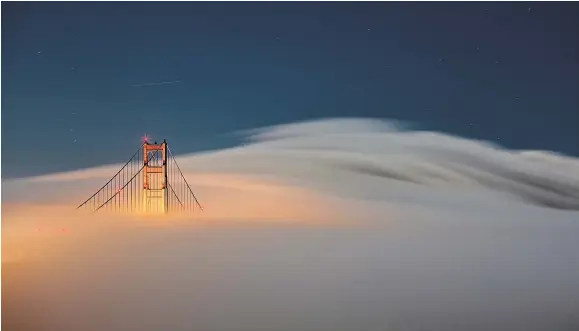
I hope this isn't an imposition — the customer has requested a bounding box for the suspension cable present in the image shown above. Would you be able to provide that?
[167,182,184,208]
[77,143,145,209]
[167,147,203,211]
[94,165,146,213]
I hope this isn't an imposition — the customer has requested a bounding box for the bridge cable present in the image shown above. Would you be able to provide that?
[94,165,146,213]
[167,182,184,209]
[167,147,203,211]
[77,143,145,209]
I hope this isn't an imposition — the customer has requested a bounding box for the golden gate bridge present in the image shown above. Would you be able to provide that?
[77,139,202,214]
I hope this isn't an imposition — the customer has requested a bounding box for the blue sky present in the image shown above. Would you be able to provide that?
[2,1,578,178]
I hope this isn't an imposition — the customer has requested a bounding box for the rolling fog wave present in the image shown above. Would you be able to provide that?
[182,118,579,211]
[6,118,579,211]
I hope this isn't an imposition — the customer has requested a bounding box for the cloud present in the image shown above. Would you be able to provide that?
[2,118,579,331]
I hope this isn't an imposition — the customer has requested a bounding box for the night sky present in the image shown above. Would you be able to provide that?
[2,1,578,178]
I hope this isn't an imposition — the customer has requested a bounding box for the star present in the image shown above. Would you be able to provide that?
[528,7,532,13]
[495,60,500,64]
[367,28,371,32]
[71,67,76,71]
[73,139,77,143]
[36,51,42,55]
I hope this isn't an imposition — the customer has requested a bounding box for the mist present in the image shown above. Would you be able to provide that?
[3,118,579,331]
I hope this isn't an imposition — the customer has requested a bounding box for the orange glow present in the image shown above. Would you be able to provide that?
[1,172,356,263]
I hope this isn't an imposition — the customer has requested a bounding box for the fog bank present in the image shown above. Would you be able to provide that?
[3,118,579,331]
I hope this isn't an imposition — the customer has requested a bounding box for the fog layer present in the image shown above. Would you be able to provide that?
[3,118,579,331]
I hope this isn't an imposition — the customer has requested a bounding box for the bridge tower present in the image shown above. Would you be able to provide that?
[77,138,202,214]
[143,139,168,214]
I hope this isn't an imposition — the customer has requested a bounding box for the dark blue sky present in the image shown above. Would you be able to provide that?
[2,2,578,178]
